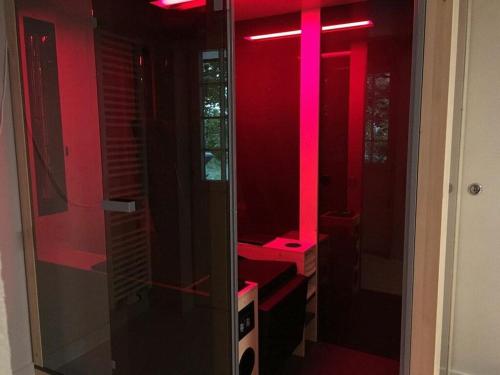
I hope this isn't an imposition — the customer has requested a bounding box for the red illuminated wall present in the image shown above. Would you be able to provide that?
[235,14,301,240]
[237,0,413,262]
[320,0,412,260]
[319,56,350,213]
[17,0,106,258]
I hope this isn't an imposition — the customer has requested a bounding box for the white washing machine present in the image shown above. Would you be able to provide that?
[238,281,259,375]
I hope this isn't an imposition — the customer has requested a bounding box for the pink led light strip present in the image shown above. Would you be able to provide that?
[322,20,373,32]
[245,29,303,41]
[245,20,374,41]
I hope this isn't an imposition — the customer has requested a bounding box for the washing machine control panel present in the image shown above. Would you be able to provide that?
[238,302,255,340]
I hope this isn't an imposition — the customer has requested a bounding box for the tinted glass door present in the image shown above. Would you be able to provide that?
[14,0,234,374]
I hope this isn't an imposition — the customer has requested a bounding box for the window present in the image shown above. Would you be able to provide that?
[364,72,390,163]
[201,50,228,180]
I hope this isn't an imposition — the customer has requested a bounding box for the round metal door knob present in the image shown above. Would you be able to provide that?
[468,183,483,195]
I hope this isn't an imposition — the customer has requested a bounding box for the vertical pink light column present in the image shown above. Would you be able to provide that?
[347,41,368,215]
[299,8,321,243]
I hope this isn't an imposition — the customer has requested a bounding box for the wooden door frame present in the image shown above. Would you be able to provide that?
[3,0,44,366]
[2,0,462,373]
[409,0,467,374]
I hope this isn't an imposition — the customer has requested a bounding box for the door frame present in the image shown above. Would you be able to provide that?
[438,0,488,373]
[2,0,462,373]
[400,0,426,373]
[227,1,239,374]
[409,0,467,374]
[3,0,44,368]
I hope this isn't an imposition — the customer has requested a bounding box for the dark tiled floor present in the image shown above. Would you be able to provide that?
[280,343,399,375]
[319,289,402,359]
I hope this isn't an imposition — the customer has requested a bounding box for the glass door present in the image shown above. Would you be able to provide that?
[14,0,235,374]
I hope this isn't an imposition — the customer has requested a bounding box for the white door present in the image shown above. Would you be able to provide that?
[449,1,500,374]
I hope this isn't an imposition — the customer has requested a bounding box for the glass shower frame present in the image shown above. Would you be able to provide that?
[1,0,431,373]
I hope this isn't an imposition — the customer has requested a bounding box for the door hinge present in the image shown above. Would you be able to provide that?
[213,0,223,12]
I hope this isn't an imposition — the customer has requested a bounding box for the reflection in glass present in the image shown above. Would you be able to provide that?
[365,72,391,163]
[205,118,222,148]
[201,49,229,181]
[23,17,68,216]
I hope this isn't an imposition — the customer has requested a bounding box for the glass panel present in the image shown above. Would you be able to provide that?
[204,118,222,148]
[202,51,222,82]
[234,1,415,374]
[223,85,229,116]
[318,1,413,368]
[235,12,302,241]
[14,0,234,374]
[365,72,391,163]
[205,150,223,181]
[23,18,68,216]
[320,55,350,213]
[201,46,228,182]
[203,84,222,117]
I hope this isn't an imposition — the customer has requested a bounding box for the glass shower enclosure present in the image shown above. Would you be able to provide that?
[13,0,236,373]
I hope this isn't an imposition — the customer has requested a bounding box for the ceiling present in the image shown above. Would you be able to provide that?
[234,0,367,21]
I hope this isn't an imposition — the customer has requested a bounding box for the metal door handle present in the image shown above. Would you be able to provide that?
[102,200,137,213]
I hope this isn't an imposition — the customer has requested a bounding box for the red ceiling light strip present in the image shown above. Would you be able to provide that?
[150,0,206,10]
[322,20,373,32]
[321,50,351,59]
[245,20,374,41]
[245,29,302,41]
